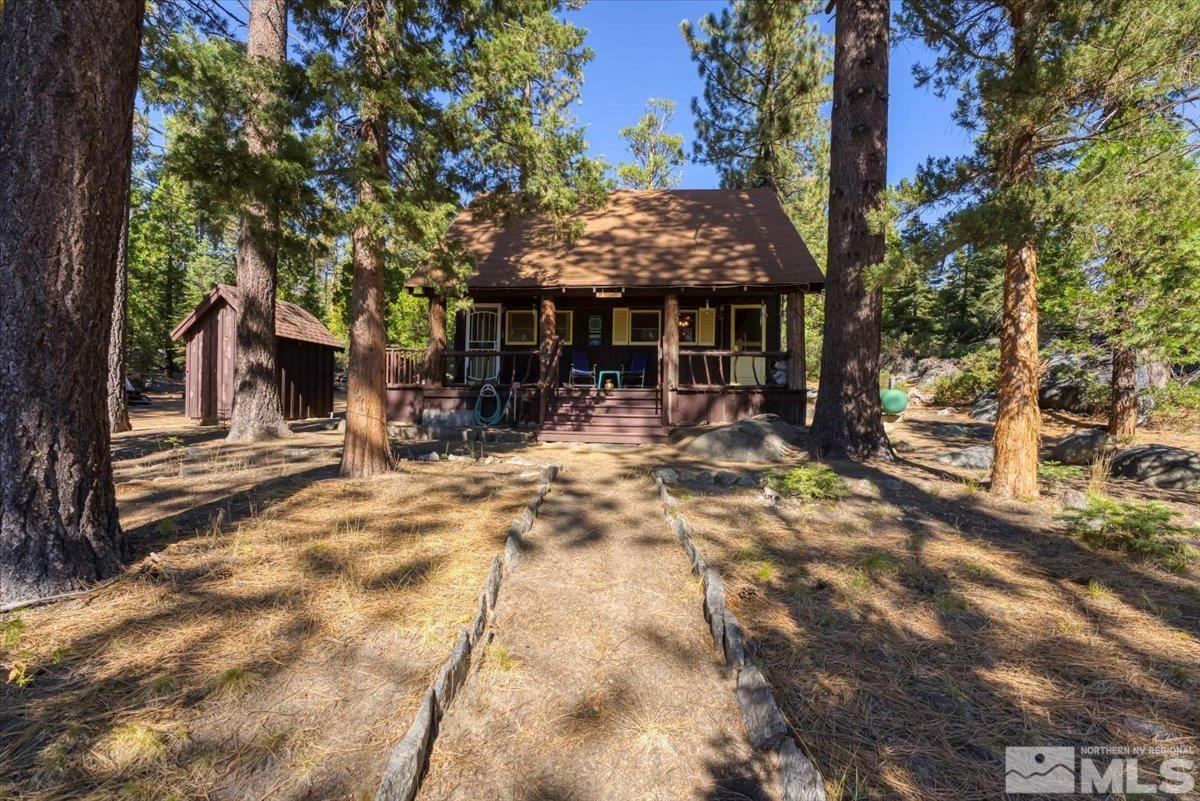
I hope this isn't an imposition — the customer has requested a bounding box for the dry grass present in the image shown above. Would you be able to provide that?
[1,433,538,801]
[677,452,1200,801]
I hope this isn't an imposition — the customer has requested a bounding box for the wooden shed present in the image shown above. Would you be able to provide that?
[170,284,344,423]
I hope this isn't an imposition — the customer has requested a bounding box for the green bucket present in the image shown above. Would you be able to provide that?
[880,388,909,415]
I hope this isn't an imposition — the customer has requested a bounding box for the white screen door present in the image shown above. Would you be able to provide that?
[466,305,500,383]
[731,305,765,385]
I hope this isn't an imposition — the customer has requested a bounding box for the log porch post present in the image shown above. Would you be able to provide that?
[425,293,446,387]
[663,292,679,426]
[538,296,556,426]
[786,290,807,425]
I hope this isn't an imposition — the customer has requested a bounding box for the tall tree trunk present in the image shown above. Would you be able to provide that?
[991,235,1041,498]
[108,204,133,434]
[0,0,144,603]
[990,8,1041,500]
[340,1,392,478]
[227,0,291,441]
[809,0,891,461]
[1109,341,1137,437]
[163,255,178,375]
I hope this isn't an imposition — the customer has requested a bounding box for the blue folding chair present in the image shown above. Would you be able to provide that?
[621,351,648,388]
[569,351,596,387]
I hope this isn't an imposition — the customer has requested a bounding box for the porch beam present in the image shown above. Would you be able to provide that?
[424,293,447,388]
[663,292,679,426]
[786,290,807,424]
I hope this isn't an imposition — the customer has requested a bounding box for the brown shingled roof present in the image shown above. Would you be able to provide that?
[170,284,344,349]
[410,189,825,291]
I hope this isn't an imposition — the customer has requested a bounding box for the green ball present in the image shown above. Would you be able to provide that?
[880,388,909,415]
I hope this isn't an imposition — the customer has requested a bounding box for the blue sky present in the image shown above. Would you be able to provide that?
[567,0,974,187]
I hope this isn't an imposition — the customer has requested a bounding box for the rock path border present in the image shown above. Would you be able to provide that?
[654,471,828,801]
[373,463,559,801]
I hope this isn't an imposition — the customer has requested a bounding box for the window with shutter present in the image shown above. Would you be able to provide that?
[612,307,630,345]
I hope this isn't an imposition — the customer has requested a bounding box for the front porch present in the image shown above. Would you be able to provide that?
[384,288,811,442]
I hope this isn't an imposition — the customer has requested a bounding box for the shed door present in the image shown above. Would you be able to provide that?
[466,305,500,383]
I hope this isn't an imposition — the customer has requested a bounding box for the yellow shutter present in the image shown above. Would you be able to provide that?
[612,307,630,345]
[697,308,716,346]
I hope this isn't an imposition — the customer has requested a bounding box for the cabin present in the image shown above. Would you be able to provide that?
[171,284,344,423]
[394,189,824,443]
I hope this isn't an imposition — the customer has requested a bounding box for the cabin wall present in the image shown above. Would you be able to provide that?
[455,292,783,388]
[277,339,335,419]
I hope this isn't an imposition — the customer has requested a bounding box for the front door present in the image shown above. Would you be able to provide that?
[730,305,765,385]
[466,305,500,383]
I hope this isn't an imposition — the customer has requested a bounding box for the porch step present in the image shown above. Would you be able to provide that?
[556,388,658,400]
[538,429,669,444]
[547,410,663,424]
[540,386,667,444]
[551,400,662,414]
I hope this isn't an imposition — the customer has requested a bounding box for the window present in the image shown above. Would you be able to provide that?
[504,309,537,346]
[629,310,660,345]
[554,310,573,345]
[678,310,697,344]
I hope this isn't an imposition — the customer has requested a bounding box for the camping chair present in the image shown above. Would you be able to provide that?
[569,351,596,387]
[621,351,648,388]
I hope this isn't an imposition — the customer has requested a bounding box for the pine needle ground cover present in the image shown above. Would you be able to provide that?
[1,429,537,800]
[674,430,1199,799]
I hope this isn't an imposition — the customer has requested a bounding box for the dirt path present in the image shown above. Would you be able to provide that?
[419,447,780,801]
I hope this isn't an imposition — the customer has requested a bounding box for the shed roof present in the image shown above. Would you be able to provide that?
[410,189,825,292]
[170,284,344,350]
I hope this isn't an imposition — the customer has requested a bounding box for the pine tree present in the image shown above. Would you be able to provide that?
[0,0,144,603]
[809,0,892,460]
[227,0,292,441]
[898,0,1200,497]
[456,0,610,240]
[682,0,830,262]
[1045,117,1200,436]
[616,99,685,190]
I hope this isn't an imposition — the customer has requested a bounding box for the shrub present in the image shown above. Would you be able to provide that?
[931,348,998,406]
[1147,381,1200,433]
[764,464,848,502]
[1063,494,1197,567]
[1038,461,1085,485]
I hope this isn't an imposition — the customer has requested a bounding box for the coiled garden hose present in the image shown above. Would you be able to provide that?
[473,383,503,426]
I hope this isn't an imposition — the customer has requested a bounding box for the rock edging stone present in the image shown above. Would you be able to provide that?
[374,463,560,801]
[653,470,827,801]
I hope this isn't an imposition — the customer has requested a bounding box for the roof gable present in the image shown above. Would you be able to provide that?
[170,285,344,349]
[411,189,825,291]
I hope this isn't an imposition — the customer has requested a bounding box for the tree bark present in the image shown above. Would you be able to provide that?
[0,0,144,603]
[990,7,1041,500]
[809,0,891,461]
[340,1,392,479]
[786,290,807,424]
[227,0,291,441]
[1109,341,1137,437]
[108,204,133,434]
[424,294,447,388]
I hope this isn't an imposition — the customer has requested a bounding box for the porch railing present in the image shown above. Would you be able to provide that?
[385,347,540,387]
[678,349,790,388]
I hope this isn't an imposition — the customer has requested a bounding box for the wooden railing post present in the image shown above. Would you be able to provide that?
[424,293,447,387]
[787,290,807,424]
[663,292,679,426]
